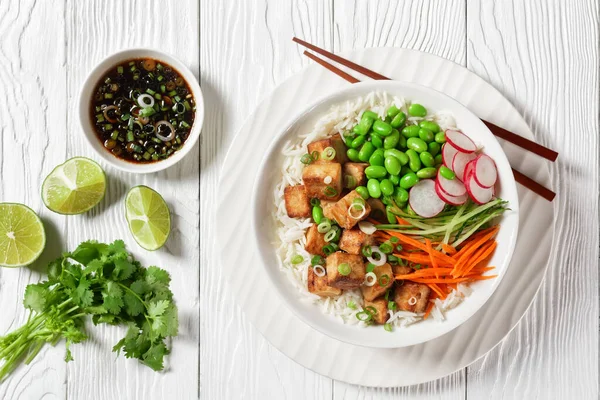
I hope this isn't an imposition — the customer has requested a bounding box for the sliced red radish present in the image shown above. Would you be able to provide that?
[435,180,468,205]
[472,154,498,188]
[437,169,467,197]
[442,143,459,167]
[465,173,494,204]
[409,179,446,218]
[445,129,477,153]
[452,152,477,182]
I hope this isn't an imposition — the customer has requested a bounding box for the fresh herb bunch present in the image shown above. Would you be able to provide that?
[0,240,178,381]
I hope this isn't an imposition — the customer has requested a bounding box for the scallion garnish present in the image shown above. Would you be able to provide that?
[362,245,372,258]
[300,153,314,165]
[378,274,390,287]
[388,301,396,310]
[321,146,336,161]
[324,186,338,198]
[347,300,357,310]
[311,255,324,266]
[356,311,372,322]
[337,263,351,276]
[291,255,304,265]
[384,323,393,332]
[366,263,375,273]
[310,198,320,207]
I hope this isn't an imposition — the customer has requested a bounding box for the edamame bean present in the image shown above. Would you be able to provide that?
[398,134,407,149]
[371,134,384,148]
[402,125,420,138]
[347,148,360,162]
[351,135,367,149]
[358,142,375,162]
[312,206,324,224]
[356,186,370,200]
[384,156,401,175]
[362,110,379,120]
[434,154,443,165]
[428,142,441,156]
[365,165,387,179]
[367,179,382,198]
[353,116,373,136]
[379,179,394,196]
[416,167,437,179]
[435,131,446,143]
[369,149,385,166]
[439,166,456,180]
[419,120,440,133]
[386,206,396,224]
[400,172,419,189]
[406,149,421,172]
[389,174,400,186]
[407,137,428,153]
[387,105,400,118]
[384,149,409,165]
[418,128,434,142]
[408,103,427,117]
[384,129,400,149]
[373,120,393,136]
[400,165,411,176]
[391,111,406,128]
[394,187,409,204]
[419,151,435,167]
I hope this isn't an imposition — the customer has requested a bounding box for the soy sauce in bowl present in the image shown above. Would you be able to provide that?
[90,58,196,163]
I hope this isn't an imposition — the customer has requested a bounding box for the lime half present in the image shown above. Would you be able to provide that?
[125,186,171,251]
[0,203,46,267]
[42,157,106,215]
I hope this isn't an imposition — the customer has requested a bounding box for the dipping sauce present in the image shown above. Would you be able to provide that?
[90,58,196,163]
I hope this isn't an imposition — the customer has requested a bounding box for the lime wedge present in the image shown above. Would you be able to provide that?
[41,157,106,215]
[0,203,46,268]
[125,186,171,251]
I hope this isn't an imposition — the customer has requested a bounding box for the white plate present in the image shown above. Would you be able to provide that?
[251,80,519,348]
[216,48,554,386]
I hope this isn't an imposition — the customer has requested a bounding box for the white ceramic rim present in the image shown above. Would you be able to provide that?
[78,48,204,174]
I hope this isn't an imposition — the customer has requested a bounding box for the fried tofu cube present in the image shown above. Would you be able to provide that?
[305,224,328,257]
[392,265,413,276]
[330,190,371,229]
[394,282,431,313]
[321,200,336,221]
[361,264,394,301]
[339,228,375,255]
[284,185,311,218]
[364,298,388,325]
[343,163,368,188]
[307,267,342,297]
[326,252,365,290]
[302,163,343,201]
[307,134,348,164]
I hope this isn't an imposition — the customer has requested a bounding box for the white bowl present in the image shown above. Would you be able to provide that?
[252,80,519,348]
[79,48,204,174]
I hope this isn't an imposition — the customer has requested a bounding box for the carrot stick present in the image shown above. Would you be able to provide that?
[461,242,498,277]
[451,227,499,277]
[441,244,457,255]
[425,239,439,278]
[409,277,471,284]
[423,301,435,319]
[387,232,457,266]
[395,216,411,225]
[427,283,445,299]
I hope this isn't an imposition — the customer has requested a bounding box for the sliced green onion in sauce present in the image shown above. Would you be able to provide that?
[337,263,351,276]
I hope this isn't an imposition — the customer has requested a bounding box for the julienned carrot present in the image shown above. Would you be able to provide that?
[461,242,498,277]
[442,243,457,255]
[394,268,453,279]
[395,216,411,225]
[425,239,439,278]
[410,277,471,284]
[423,301,435,319]
[427,283,446,299]
[451,227,499,277]
[386,232,456,266]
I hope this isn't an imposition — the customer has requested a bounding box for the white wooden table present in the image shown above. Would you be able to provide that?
[0,0,597,399]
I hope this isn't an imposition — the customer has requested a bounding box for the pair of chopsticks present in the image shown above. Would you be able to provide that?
[293,37,557,202]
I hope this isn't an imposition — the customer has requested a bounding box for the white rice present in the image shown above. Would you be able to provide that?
[273,91,468,328]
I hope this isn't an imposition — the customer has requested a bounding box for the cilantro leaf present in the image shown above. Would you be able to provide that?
[103,294,124,315]
[147,300,169,318]
[142,342,169,371]
[130,279,150,295]
[72,277,94,308]
[146,266,171,286]
[123,291,145,317]
[23,284,48,312]
[112,259,136,281]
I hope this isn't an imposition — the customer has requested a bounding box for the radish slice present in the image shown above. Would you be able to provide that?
[409,179,446,218]
[465,173,494,204]
[452,152,477,182]
[435,180,468,205]
[437,169,467,197]
[472,154,498,188]
[445,129,477,153]
[442,143,459,167]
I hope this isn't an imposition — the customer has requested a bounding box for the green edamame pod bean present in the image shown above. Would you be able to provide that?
[394,187,409,204]
[400,172,419,189]
[402,125,420,138]
[379,179,394,196]
[384,149,409,165]
[419,151,435,167]
[347,148,360,162]
[355,116,375,135]
[312,206,324,224]
[439,166,456,180]
[391,111,406,128]
[419,120,440,133]
[435,131,446,143]
[407,137,428,153]
[389,174,400,186]
[358,142,375,162]
[400,165,411,176]
[434,154,443,165]
[428,142,441,156]
[416,167,437,179]
[384,156,401,176]
[372,120,393,136]
[387,105,400,118]
[398,134,407,149]
[371,134,384,148]
[384,129,400,149]
[418,128,434,142]
[356,186,370,200]
[406,149,421,172]
[408,103,427,117]
[350,135,366,149]
[386,206,396,224]
[369,149,385,166]
[362,110,379,121]
[365,165,387,179]
[367,179,382,198]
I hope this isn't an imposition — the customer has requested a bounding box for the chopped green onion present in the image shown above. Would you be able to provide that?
[324,186,338,198]
[146,88,156,95]
[337,263,351,276]
[126,131,134,142]
[322,244,336,256]
[311,255,324,266]
[139,107,156,117]
[104,93,113,99]
[390,236,399,244]
[388,301,396,310]
[168,90,177,96]
[396,244,403,252]
[117,66,124,74]
[379,242,393,254]
[121,113,131,121]
[183,100,192,111]
[347,300,357,310]
[110,131,119,140]
[413,264,422,270]
[321,146,336,161]
[104,124,113,131]
[366,263,375,273]
[154,93,162,100]
[378,274,390,287]
[300,153,314,165]
[291,255,304,265]
[180,121,191,129]
[324,229,337,243]
[156,63,163,70]
[317,219,332,233]
[96,114,105,123]
[310,151,320,161]
[158,76,164,82]
[356,311,372,322]
[387,255,399,265]
[142,152,151,160]
[173,95,181,102]
[384,323,393,332]
[384,288,392,301]
[310,198,320,207]
[365,306,377,316]
[362,245,373,258]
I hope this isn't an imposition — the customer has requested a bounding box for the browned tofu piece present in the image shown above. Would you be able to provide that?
[302,163,343,201]
[307,266,342,297]
[307,134,348,164]
[321,200,336,220]
[330,190,371,229]
[364,298,388,325]
[392,265,413,276]
[326,252,365,290]
[394,282,431,313]
[343,163,368,188]
[284,185,311,218]
[338,228,375,255]
[361,264,394,301]
[305,224,327,257]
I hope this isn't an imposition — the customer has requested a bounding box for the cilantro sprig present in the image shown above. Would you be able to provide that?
[0,240,178,381]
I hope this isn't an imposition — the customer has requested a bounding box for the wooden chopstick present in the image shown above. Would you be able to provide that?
[293,37,558,162]
[297,44,556,202]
